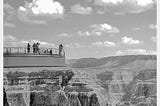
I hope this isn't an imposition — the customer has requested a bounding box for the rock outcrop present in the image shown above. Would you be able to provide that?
[3,88,9,106]
[29,91,100,106]
[4,55,157,106]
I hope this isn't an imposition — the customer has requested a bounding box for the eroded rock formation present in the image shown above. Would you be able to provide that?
[4,55,157,106]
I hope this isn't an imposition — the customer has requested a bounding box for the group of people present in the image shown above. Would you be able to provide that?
[43,49,53,54]
[26,43,64,55]
[27,42,40,53]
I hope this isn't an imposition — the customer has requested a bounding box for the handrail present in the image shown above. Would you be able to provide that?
[3,47,59,50]
[3,47,61,55]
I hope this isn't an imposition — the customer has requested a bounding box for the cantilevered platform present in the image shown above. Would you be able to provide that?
[4,46,66,68]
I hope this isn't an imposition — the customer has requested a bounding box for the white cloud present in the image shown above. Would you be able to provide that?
[78,23,119,37]
[149,24,156,29]
[92,41,116,47]
[94,0,156,14]
[32,0,64,15]
[95,0,123,5]
[122,36,143,45]
[115,49,156,55]
[17,0,64,24]
[136,0,154,6]
[4,35,56,48]
[19,0,64,15]
[65,43,84,48]
[78,30,102,36]
[78,31,91,36]
[71,4,92,15]
[116,50,123,55]
[127,49,156,55]
[95,0,155,6]
[57,33,72,38]
[90,23,120,33]
[19,6,27,12]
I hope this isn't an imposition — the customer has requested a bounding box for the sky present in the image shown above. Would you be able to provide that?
[3,0,157,59]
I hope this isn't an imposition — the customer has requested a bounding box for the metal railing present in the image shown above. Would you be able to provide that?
[3,47,60,55]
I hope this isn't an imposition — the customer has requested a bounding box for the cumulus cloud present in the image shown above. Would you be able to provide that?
[17,0,64,24]
[92,41,116,47]
[19,0,64,15]
[78,30,102,36]
[127,49,156,55]
[135,0,155,6]
[65,43,84,48]
[116,49,156,55]
[116,50,124,55]
[90,23,120,33]
[4,35,56,48]
[94,0,156,14]
[95,0,155,6]
[78,23,119,37]
[57,33,72,38]
[78,31,92,36]
[122,36,143,45]
[71,4,92,15]
[95,0,123,5]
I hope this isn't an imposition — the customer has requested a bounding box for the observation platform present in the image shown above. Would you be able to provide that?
[3,47,66,68]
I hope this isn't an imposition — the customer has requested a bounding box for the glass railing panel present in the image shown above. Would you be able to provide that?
[3,47,62,56]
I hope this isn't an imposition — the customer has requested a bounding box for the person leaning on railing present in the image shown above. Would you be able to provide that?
[36,42,40,54]
[27,43,31,53]
[50,49,52,55]
[32,43,36,53]
[59,44,63,56]
[32,42,40,54]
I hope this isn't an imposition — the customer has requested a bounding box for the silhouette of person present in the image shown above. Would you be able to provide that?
[36,42,40,54]
[32,43,36,53]
[50,49,52,55]
[59,44,63,56]
[27,43,31,53]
